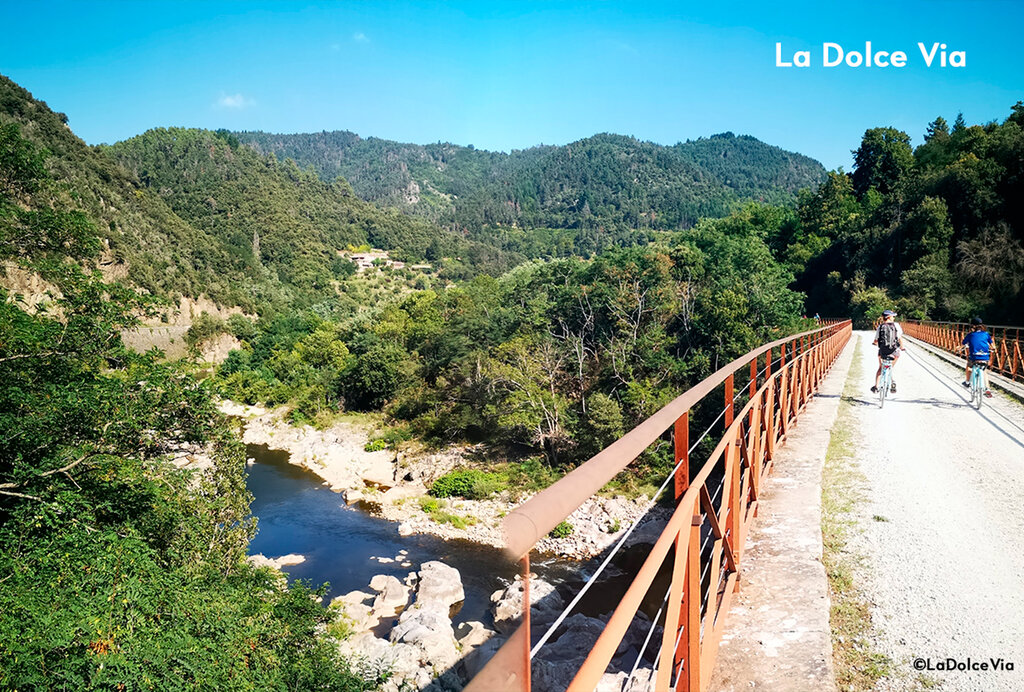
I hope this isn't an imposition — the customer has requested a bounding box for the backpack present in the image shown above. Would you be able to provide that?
[878,322,898,350]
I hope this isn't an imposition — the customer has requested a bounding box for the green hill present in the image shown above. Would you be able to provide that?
[0,75,520,314]
[0,75,237,305]
[235,129,827,256]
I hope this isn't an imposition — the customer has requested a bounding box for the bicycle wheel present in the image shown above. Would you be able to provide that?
[879,369,888,408]
[972,368,983,409]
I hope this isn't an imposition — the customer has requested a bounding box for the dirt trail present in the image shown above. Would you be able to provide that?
[843,330,1024,691]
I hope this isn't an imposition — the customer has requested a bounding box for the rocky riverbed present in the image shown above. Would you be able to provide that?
[219,401,668,560]
[330,561,657,692]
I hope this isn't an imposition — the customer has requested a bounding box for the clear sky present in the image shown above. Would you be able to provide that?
[2,0,1022,170]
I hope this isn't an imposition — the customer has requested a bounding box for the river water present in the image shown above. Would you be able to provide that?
[245,443,664,627]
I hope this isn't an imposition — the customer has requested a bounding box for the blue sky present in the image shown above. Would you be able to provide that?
[2,1,1022,170]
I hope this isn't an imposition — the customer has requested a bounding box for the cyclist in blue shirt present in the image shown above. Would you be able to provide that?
[960,317,994,398]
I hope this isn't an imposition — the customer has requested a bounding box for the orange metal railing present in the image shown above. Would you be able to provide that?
[467,320,853,692]
[902,320,1024,386]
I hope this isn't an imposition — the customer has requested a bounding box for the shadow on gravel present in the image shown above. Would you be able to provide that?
[842,395,882,407]
[904,348,1024,452]
[882,397,967,409]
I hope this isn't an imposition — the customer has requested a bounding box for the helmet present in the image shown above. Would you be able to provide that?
[970,316,983,326]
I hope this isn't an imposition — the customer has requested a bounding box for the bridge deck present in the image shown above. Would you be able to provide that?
[708,330,1024,692]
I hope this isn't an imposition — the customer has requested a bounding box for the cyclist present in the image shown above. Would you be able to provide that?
[871,309,904,394]
[959,317,994,398]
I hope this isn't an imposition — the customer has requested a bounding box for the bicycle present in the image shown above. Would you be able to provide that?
[968,361,987,410]
[878,356,895,408]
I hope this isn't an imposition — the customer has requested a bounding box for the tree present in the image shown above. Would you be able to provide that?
[899,197,954,315]
[925,116,950,142]
[851,127,914,197]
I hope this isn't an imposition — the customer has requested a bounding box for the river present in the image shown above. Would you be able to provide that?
[245,443,666,627]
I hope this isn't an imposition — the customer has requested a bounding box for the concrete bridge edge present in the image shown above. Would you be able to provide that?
[705,334,857,692]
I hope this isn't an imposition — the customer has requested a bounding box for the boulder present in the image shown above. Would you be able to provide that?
[369,574,410,613]
[339,634,423,691]
[361,459,396,489]
[414,561,465,614]
[246,553,305,569]
[491,577,564,634]
[422,669,464,692]
[461,635,502,680]
[541,613,606,661]
[455,620,494,648]
[391,607,460,671]
[330,590,378,633]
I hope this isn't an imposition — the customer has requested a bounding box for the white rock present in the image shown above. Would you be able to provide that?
[369,575,410,613]
[246,553,306,569]
[391,607,460,671]
[455,620,495,648]
[415,561,465,613]
[492,577,564,634]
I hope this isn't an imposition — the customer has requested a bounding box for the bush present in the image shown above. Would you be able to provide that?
[185,311,226,347]
[226,313,257,341]
[849,286,893,329]
[364,439,387,452]
[429,469,504,499]
[549,520,574,538]
[419,497,442,513]
[505,457,560,494]
[377,424,412,447]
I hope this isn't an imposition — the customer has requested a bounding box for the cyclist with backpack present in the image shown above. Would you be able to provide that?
[959,317,994,398]
[871,309,904,394]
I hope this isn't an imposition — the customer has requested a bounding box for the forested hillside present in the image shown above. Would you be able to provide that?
[0,75,239,305]
[775,104,1024,325]
[0,75,521,315]
[0,120,374,690]
[235,130,826,257]
[106,129,522,307]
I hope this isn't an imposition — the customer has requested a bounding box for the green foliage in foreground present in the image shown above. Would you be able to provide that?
[0,123,372,690]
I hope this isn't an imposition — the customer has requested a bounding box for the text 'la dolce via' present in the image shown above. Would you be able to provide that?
[776,42,966,68]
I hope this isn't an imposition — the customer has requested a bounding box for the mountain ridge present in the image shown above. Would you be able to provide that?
[234,127,827,246]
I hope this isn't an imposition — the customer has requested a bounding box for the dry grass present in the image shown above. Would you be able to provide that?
[821,338,893,691]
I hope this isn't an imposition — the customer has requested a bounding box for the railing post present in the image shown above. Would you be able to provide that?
[724,374,734,429]
[675,412,690,499]
[662,522,687,692]
[522,555,531,692]
[779,344,789,435]
[727,427,743,565]
[684,511,702,692]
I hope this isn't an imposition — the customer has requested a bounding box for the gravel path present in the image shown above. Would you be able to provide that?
[843,330,1024,691]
